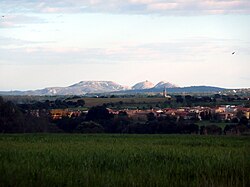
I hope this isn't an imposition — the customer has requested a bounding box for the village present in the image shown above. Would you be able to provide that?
[49,88,250,123]
[2,91,249,134]
[49,104,250,122]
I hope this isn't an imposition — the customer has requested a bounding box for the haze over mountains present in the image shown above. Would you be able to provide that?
[0,80,226,96]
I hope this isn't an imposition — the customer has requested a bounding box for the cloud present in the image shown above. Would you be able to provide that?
[0,36,34,46]
[0,14,46,28]
[1,37,245,66]
[0,36,55,48]
[1,0,250,15]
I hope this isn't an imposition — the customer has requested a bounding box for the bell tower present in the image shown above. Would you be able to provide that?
[163,86,167,98]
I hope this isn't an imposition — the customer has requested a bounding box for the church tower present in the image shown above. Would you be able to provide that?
[163,86,171,99]
[163,86,167,98]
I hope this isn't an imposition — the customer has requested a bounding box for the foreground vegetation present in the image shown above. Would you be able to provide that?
[0,134,249,187]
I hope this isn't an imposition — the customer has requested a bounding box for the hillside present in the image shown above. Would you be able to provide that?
[0,81,129,96]
[154,81,179,89]
[132,80,155,90]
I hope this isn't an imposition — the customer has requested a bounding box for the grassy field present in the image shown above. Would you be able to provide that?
[80,97,167,107]
[73,97,249,109]
[0,134,249,187]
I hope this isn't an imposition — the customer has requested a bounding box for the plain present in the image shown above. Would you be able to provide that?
[0,134,250,186]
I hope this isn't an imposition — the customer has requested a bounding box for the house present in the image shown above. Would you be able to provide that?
[50,109,70,120]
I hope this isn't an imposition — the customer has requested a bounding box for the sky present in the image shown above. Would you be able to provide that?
[0,0,250,91]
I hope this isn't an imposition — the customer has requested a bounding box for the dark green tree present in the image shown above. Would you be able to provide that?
[76,99,85,107]
[74,121,104,133]
[86,106,113,121]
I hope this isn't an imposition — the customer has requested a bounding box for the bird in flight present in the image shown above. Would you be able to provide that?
[232,52,235,55]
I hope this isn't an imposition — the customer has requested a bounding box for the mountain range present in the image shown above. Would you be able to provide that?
[0,80,226,96]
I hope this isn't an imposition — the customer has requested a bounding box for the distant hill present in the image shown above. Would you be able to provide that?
[132,80,178,90]
[0,80,227,96]
[132,80,154,90]
[154,81,179,89]
[0,81,129,96]
[116,86,226,94]
[161,86,226,93]
[68,81,129,93]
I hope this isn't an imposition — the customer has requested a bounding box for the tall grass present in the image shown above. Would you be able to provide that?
[0,134,249,186]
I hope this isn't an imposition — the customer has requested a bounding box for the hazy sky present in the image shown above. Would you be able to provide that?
[0,0,250,90]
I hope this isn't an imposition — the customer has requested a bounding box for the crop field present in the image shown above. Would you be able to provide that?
[79,97,167,107]
[73,97,249,108]
[0,134,249,187]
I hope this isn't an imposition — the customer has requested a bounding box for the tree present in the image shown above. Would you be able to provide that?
[231,117,239,123]
[177,123,199,134]
[0,96,4,105]
[127,122,147,134]
[55,116,79,132]
[0,100,25,133]
[76,99,85,107]
[146,120,159,134]
[236,110,245,119]
[86,106,113,121]
[175,95,184,103]
[158,120,177,134]
[239,116,248,126]
[200,125,222,135]
[224,125,237,135]
[147,112,156,121]
[74,121,104,133]
[185,95,193,107]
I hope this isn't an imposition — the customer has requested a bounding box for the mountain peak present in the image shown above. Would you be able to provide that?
[68,81,128,93]
[70,80,115,87]
[132,80,155,90]
[154,81,179,89]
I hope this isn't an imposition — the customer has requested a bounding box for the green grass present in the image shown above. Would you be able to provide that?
[73,97,248,109]
[74,97,167,107]
[0,134,249,187]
